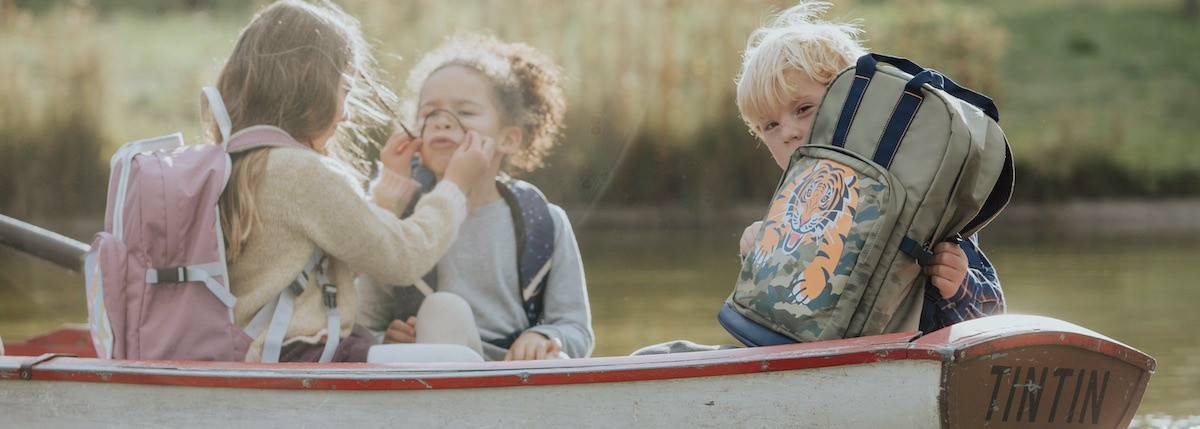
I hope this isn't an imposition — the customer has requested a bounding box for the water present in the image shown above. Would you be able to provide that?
[2,226,1197,419]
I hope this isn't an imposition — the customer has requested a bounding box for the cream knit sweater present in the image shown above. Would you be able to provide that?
[227,148,466,360]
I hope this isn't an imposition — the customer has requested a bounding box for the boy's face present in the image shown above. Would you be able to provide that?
[416,65,517,178]
[757,70,827,170]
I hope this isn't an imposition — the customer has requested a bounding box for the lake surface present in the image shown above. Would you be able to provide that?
[1,224,1197,420]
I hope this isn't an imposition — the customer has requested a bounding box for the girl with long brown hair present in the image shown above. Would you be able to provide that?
[214,1,496,362]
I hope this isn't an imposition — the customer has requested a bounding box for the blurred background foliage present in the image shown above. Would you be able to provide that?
[1,0,1198,223]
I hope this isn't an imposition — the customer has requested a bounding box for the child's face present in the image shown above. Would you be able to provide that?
[416,65,515,178]
[757,70,827,170]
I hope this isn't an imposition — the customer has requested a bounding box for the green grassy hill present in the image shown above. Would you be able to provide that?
[995,0,1200,199]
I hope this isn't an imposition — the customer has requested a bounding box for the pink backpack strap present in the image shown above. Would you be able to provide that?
[224,125,314,154]
[200,87,315,155]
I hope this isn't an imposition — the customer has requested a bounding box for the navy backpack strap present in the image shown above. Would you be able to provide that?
[899,236,935,266]
[482,330,524,351]
[836,53,1000,163]
[873,69,945,168]
[401,158,439,218]
[392,158,440,321]
[495,175,555,330]
[867,53,999,122]
[390,270,437,322]
[831,54,880,148]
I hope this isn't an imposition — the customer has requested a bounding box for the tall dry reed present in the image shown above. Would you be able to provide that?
[0,4,108,221]
[0,0,1026,222]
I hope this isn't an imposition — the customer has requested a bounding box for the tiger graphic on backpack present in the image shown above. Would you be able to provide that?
[752,159,861,307]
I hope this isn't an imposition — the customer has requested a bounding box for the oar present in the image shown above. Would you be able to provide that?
[0,214,88,273]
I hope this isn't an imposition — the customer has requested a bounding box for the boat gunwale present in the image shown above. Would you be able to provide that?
[0,315,1155,391]
[909,314,1157,372]
[0,332,926,390]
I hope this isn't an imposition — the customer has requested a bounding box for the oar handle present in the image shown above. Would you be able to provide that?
[0,214,88,273]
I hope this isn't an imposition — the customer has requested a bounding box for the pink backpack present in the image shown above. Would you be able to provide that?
[83,87,341,362]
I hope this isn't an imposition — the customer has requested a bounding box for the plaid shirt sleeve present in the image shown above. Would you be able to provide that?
[933,234,1006,326]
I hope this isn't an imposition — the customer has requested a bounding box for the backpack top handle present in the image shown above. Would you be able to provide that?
[860,54,1000,123]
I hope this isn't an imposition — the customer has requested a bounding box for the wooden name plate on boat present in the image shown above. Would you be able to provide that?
[915,315,1154,428]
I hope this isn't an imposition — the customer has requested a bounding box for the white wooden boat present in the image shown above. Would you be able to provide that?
[1,314,1154,428]
[0,215,1157,427]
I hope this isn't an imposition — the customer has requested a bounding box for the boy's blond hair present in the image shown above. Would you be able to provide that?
[736,1,866,139]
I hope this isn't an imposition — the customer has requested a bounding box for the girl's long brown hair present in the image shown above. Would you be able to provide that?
[213,0,397,261]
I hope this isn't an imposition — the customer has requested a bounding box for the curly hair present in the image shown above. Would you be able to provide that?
[404,33,566,173]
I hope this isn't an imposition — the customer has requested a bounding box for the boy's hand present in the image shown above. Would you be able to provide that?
[504,331,563,361]
[443,130,497,191]
[380,131,422,178]
[925,242,968,299]
[739,221,763,257]
[383,317,417,344]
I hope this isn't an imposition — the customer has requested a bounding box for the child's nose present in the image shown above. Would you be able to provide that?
[436,118,459,130]
[784,123,804,145]
[426,112,452,129]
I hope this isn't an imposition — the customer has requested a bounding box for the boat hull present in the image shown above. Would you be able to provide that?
[0,315,1154,427]
[0,359,940,427]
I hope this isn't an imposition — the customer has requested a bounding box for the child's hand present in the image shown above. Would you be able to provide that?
[925,242,968,299]
[383,317,417,344]
[504,331,563,361]
[380,131,422,177]
[443,130,497,191]
[739,221,763,257]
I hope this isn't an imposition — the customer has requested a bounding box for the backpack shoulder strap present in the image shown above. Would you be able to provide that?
[401,159,439,218]
[244,248,340,363]
[201,87,314,154]
[384,161,440,323]
[495,174,555,328]
[201,87,232,145]
[223,125,313,154]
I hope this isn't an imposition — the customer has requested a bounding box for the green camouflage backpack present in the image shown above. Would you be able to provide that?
[724,53,1014,343]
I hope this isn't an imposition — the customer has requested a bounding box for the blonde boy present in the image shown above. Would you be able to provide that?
[733,1,1004,333]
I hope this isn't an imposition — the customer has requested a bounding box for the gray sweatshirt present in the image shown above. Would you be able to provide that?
[359,199,594,361]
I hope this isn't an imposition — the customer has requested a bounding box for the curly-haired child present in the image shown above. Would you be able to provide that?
[359,34,594,361]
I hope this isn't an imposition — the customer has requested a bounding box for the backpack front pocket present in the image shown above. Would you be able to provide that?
[731,146,902,342]
[86,232,129,359]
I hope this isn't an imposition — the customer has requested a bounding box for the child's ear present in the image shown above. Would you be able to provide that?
[498,126,523,154]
